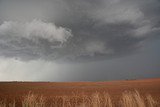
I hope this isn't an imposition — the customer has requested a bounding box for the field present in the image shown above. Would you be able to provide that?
[0,78,160,107]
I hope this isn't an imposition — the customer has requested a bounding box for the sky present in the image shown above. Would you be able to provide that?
[0,0,160,81]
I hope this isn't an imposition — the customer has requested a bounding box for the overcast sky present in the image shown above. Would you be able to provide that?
[0,0,160,81]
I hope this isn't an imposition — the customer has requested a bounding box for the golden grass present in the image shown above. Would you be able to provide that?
[120,90,145,107]
[0,101,6,107]
[0,90,159,107]
[0,100,15,107]
[22,92,45,107]
[146,94,158,107]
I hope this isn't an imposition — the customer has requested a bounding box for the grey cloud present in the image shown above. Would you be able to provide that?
[0,20,72,43]
[0,19,72,60]
[0,0,160,81]
[0,0,69,22]
[0,0,159,61]
[0,39,160,81]
[89,0,160,37]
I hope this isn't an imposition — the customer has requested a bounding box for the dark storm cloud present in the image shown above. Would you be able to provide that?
[0,0,160,61]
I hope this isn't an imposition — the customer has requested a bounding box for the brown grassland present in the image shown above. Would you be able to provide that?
[0,78,160,107]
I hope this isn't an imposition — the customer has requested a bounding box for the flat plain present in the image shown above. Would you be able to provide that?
[0,78,160,107]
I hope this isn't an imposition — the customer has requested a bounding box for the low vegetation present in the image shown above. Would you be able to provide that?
[0,90,159,107]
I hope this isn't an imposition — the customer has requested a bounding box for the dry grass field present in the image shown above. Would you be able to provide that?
[0,78,160,107]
